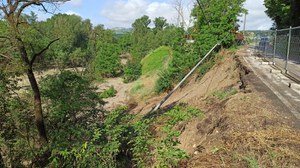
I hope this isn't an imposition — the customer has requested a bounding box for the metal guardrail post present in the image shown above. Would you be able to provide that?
[272,29,277,64]
[285,26,292,72]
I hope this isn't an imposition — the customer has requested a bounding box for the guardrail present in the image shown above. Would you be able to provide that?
[254,26,300,80]
[152,42,220,112]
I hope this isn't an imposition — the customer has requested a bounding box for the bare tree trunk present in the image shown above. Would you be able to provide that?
[291,0,300,27]
[173,0,193,28]
[27,68,48,144]
[19,44,48,145]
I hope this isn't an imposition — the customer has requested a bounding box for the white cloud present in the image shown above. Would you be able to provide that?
[238,0,273,30]
[66,0,82,7]
[101,0,193,28]
[101,0,148,27]
[101,0,271,30]
[65,10,81,16]
[146,2,177,25]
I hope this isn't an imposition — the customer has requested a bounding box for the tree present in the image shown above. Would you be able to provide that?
[264,0,300,28]
[290,0,300,27]
[192,0,246,50]
[172,0,193,28]
[132,15,151,34]
[153,17,168,33]
[91,43,121,79]
[0,0,67,145]
[264,0,291,28]
[41,14,92,67]
[155,0,246,93]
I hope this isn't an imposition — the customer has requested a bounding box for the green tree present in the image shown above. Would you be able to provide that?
[264,0,291,28]
[40,71,103,143]
[0,0,66,145]
[192,0,246,50]
[41,14,92,67]
[0,41,43,166]
[264,0,300,28]
[131,15,152,58]
[153,17,168,33]
[87,24,122,79]
[91,43,122,79]
[156,0,246,93]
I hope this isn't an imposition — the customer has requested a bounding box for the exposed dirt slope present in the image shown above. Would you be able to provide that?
[132,47,300,167]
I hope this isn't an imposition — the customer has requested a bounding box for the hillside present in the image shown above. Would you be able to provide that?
[130,46,172,99]
[131,47,300,167]
[111,27,132,36]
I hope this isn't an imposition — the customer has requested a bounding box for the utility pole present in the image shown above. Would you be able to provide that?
[243,12,247,34]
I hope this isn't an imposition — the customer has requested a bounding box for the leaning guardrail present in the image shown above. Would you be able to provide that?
[253,26,300,80]
[152,42,220,112]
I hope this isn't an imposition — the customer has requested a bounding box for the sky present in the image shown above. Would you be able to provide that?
[36,0,273,30]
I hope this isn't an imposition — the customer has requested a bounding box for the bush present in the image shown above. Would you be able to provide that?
[155,71,173,93]
[155,104,203,167]
[123,61,142,83]
[90,43,122,79]
[49,106,133,167]
[99,86,117,98]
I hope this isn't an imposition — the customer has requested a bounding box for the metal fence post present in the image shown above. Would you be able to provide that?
[264,36,267,58]
[254,37,257,57]
[272,29,277,64]
[285,26,292,72]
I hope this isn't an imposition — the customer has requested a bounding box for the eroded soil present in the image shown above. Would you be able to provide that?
[131,47,300,167]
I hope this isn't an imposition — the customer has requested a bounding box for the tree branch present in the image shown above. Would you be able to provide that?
[0,53,11,60]
[0,3,8,16]
[9,0,19,15]
[0,36,10,39]
[30,38,59,66]
[16,1,37,18]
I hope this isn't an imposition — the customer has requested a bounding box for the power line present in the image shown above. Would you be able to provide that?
[196,0,211,27]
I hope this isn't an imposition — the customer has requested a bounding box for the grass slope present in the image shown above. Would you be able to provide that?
[131,46,172,98]
[141,46,172,76]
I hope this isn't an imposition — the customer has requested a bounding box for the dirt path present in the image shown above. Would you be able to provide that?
[242,46,300,120]
[17,68,133,111]
[96,77,133,111]
[16,67,85,88]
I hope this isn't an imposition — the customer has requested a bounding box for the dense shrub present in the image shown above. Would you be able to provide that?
[123,61,142,83]
[99,86,117,98]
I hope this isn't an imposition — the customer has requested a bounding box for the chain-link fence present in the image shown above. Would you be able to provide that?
[253,26,300,79]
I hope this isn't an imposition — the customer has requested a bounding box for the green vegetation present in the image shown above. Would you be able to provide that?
[141,46,172,75]
[123,61,142,83]
[130,46,172,97]
[99,86,117,99]
[130,81,145,94]
[155,104,203,166]
[244,156,259,168]
[0,0,245,167]
[130,104,203,167]
[155,70,173,93]
[154,0,246,93]
[122,16,179,83]
[49,104,203,167]
[264,0,300,28]
[212,88,238,100]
